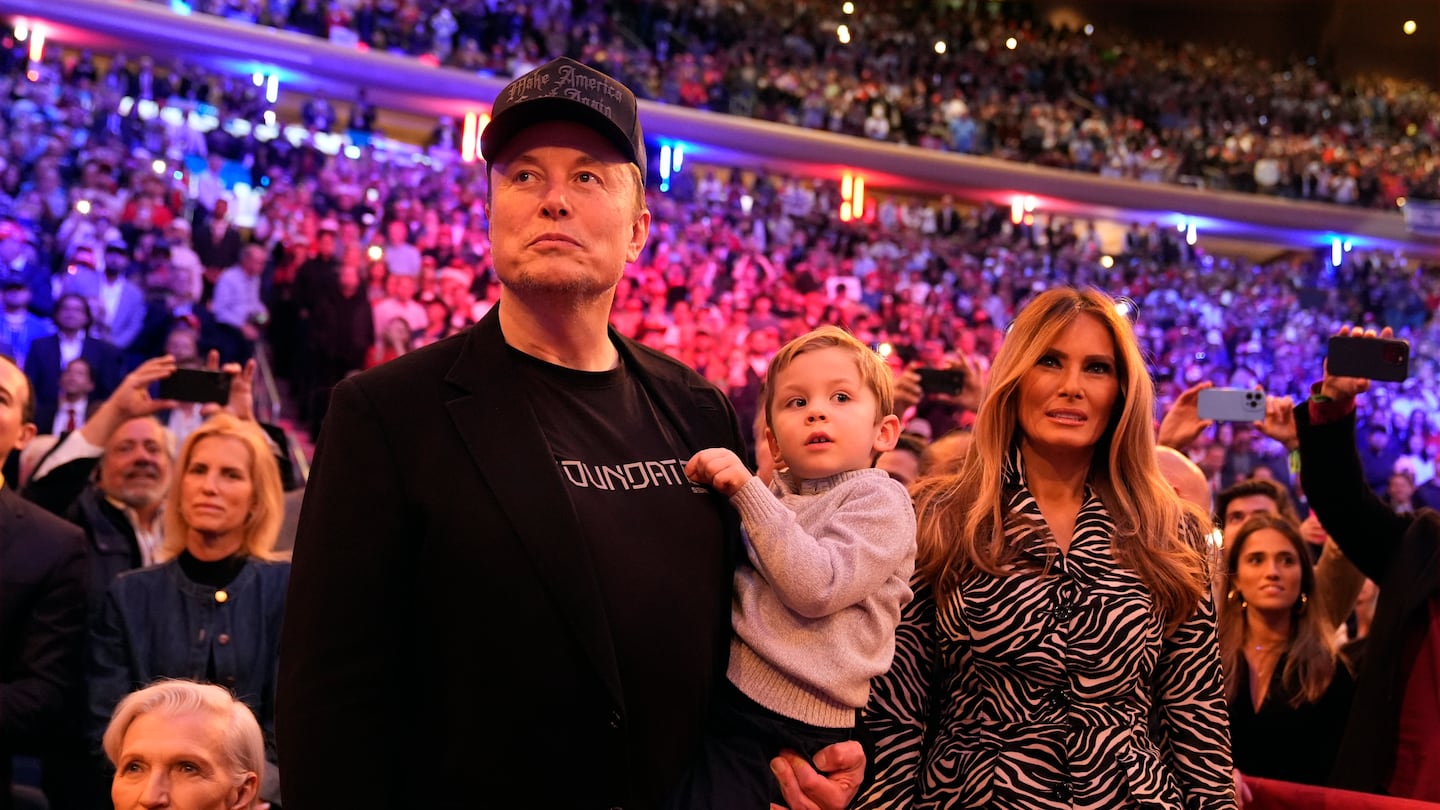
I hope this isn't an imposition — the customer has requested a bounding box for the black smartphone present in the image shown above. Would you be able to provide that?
[1196,387,1265,423]
[156,369,232,404]
[1327,335,1410,382]
[916,367,966,396]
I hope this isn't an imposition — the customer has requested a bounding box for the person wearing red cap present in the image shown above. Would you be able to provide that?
[278,57,862,810]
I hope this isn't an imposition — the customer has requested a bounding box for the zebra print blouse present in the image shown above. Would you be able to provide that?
[858,455,1234,809]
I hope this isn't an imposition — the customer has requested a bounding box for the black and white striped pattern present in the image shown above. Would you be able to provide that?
[860,452,1234,809]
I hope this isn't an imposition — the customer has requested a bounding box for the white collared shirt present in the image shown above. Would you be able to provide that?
[106,494,165,565]
[58,332,84,369]
[99,276,125,328]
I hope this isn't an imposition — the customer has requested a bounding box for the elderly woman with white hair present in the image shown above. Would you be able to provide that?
[104,679,264,810]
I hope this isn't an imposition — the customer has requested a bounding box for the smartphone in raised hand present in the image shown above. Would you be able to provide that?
[1327,335,1410,383]
[156,369,232,404]
[1197,387,1265,423]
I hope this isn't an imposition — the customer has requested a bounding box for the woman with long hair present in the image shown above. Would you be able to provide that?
[365,315,415,368]
[90,413,289,806]
[1221,513,1355,786]
[861,287,1232,808]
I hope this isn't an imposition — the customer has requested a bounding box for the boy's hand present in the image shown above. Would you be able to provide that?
[686,448,753,497]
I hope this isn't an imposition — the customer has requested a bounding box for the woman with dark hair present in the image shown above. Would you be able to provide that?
[1221,512,1355,786]
[861,287,1232,808]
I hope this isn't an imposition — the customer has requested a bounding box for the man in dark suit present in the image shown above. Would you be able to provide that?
[278,57,863,810]
[191,198,243,304]
[24,294,123,430]
[34,358,102,439]
[0,355,89,810]
[1297,326,1440,801]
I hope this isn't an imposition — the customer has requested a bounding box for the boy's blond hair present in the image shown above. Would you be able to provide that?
[762,325,895,429]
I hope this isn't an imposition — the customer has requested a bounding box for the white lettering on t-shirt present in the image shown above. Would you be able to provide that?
[559,458,704,493]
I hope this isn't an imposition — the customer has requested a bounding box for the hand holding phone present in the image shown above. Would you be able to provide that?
[916,367,966,396]
[156,369,233,404]
[1196,387,1266,423]
[1327,335,1409,383]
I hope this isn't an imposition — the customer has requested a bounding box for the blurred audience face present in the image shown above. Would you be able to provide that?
[337,264,361,297]
[110,710,256,810]
[54,295,90,333]
[1200,444,1226,476]
[100,418,172,511]
[920,430,972,478]
[1248,465,1276,482]
[386,273,416,302]
[2,282,30,311]
[876,447,920,487]
[240,246,266,276]
[1230,525,1303,615]
[383,317,412,346]
[59,358,95,399]
[165,328,201,367]
[1389,472,1416,505]
[1016,313,1118,463]
[1221,493,1279,547]
[386,219,408,245]
[179,435,255,552]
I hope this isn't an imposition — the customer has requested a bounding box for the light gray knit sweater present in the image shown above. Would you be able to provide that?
[727,467,917,728]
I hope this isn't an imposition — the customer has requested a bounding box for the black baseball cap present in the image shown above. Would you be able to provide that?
[481,57,646,185]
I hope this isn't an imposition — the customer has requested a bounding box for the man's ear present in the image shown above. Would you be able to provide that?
[626,209,652,264]
[872,413,901,454]
[10,421,35,453]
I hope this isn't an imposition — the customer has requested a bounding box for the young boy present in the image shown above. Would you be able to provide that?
[674,325,917,807]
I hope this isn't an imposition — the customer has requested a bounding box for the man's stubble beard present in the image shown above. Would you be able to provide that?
[503,268,619,314]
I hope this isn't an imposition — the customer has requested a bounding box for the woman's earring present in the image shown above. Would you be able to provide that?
[1295,592,1309,614]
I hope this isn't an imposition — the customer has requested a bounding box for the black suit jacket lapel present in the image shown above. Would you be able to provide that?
[442,308,624,709]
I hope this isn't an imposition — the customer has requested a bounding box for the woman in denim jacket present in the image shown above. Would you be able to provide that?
[90,413,289,805]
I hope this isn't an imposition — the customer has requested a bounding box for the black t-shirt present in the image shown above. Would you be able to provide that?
[513,347,731,801]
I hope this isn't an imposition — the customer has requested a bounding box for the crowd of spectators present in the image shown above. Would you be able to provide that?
[164,0,1440,209]
[4,18,1440,809]
[1,33,1438,472]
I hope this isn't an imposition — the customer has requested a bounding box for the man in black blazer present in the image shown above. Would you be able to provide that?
[0,356,89,810]
[278,57,863,810]
[1297,326,1440,801]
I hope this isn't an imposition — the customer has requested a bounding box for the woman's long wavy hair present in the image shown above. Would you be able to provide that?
[912,287,1210,635]
[1219,513,1339,707]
